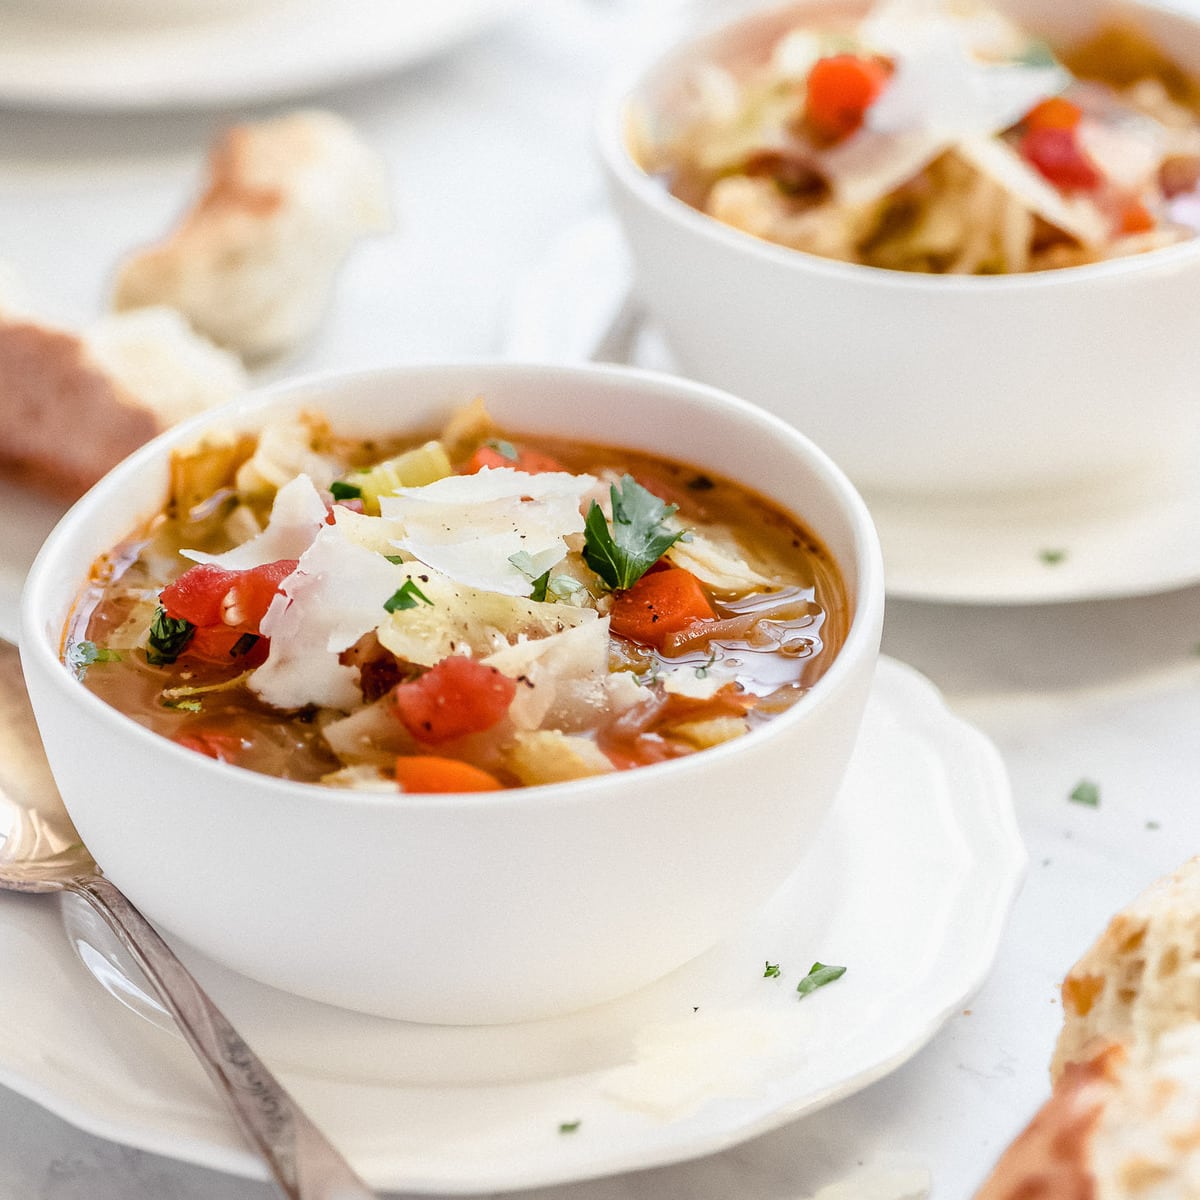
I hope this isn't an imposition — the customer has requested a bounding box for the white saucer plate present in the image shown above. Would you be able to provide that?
[0,0,527,111]
[506,215,1200,606]
[0,658,1022,1193]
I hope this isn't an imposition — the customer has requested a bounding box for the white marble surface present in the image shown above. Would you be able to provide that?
[0,2,1199,1198]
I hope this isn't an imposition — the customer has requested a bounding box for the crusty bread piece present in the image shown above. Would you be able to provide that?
[0,306,244,500]
[1053,856,1200,1078]
[976,857,1200,1200]
[977,1027,1200,1200]
[112,109,390,362]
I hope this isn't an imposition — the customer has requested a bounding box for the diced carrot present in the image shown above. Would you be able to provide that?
[1117,198,1155,234]
[1023,96,1082,131]
[804,54,893,143]
[465,445,565,474]
[1020,127,1102,191]
[609,567,717,651]
[389,655,517,745]
[395,755,504,793]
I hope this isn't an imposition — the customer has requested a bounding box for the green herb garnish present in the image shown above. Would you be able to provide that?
[558,1120,581,1134]
[796,961,846,998]
[582,475,684,591]
[1069,779,1100,808]
[508,551,552,601]
[146,607,195,666]
[763,961,781,979]
[384,554,406,565]
[330,480,363,501]
[1039,548,1067,566]
[485,439,519,462]
[383,580,434,614]
[163,697,203,713]
[66,640,122,679]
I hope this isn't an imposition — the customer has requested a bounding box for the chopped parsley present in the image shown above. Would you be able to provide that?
[558,1120,581,1134]
[1039,548,1067,566]
[383,580,434,614]
[485,439,519,462]
[66,640,122,679]
[384,554,406,565]
[508,551,551,601]
[582,475,685,591]
[163,697,203,713]
[763,961,781,979]
[1069,779,1100,808]
[330,480,363,501]
[796,961,846,998]
[146,607,196,666]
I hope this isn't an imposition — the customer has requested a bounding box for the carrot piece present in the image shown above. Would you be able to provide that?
[1023,96,1082,131]
[464,445,565,474]
[395,756,504,793]
[1020,127,1102,191]
[609,566,716,651]
[389,655,517,745]
[804,54,892,142]
[1118,198,1155,234]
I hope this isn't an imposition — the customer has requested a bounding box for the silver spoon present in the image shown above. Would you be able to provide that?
[0,639,379,1200]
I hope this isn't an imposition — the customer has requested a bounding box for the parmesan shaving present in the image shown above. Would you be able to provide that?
[379,467,596,596]
[184,473,327,570]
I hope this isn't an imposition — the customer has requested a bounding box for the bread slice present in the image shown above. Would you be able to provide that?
[1053,856,1200,1078]
[976,1027,1200,1200]
[0,306,244,500]
[112,109,390,362]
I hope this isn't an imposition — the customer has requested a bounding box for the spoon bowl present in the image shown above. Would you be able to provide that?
[0,640,377,1199]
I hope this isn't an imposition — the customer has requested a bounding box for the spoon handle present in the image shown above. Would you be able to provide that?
[67,874,379,1200]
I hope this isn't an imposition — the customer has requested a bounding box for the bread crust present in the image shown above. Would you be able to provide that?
[0,321,160,499]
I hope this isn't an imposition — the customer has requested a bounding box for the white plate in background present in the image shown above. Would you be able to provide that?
[0,659,1022,1193]
[0,0,528,110]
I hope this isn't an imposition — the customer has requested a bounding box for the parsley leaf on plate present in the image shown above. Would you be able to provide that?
[796,961,846,998]
[582,475,684,591]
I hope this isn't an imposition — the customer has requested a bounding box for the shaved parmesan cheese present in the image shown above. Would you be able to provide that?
[380,467,595,596]
[666,528,776,592]
[660,662,737,699]
[252,523,409,710]
[484,619,611,730]
[819,128,951,207]
[376,565,597,668]
[956,135,1107,244]
[183,474,328,570]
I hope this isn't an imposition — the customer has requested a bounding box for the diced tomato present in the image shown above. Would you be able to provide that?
[161,559,297,632]
[1117,198,1155,234]
[610,567,717,651]
[1020,127,1102,191]
[804,54,893,143]
[184,626,269,667]
[1023,96,1082,132]
[464,445,565,474]
[389,656,517,745]
[395,755,504,793]
[175,731,245,761]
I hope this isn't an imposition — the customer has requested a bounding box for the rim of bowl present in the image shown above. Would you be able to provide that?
[20,359,885,816]
[594,1,1200,292]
